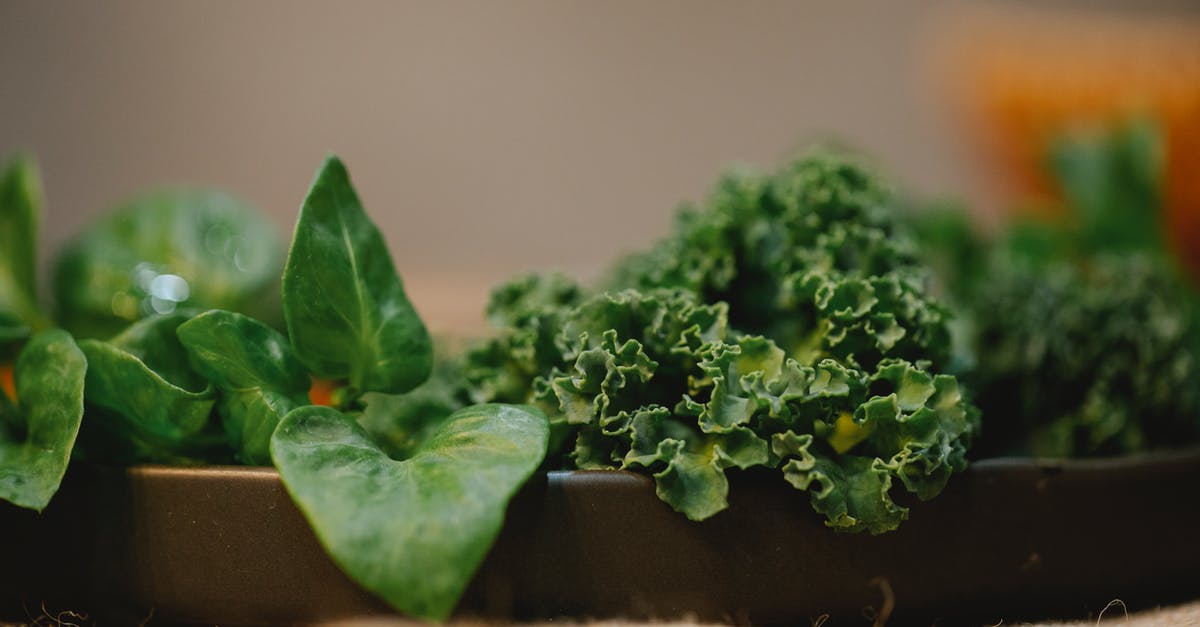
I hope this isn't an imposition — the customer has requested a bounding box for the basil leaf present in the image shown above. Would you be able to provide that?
[0,330,86,511]
[177,309,310,465]
[271,403,548,620]
[52,189,282,339]
[78,314,222,463]
[282,156,432,395]
[0,157,51,347]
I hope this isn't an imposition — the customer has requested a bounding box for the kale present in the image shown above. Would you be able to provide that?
[463,154,978,533]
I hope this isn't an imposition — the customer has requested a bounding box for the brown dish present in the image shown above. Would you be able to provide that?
[3,448,1200,626]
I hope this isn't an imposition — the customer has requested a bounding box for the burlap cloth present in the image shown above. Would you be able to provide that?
[320,598,1200,627]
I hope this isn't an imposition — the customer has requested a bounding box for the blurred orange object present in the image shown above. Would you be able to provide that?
[1,363,15,402]
[308,376,336,407]
[940,6,1200,278]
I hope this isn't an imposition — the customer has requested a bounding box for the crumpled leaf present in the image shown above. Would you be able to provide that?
[778,440,907,535]
[77,313,223,463]
[0,330,86,511]
[460,153,976,532]
[271,403,548,621]
[177,309,310,465]
[607,153,951,372]
[465,280,977,531]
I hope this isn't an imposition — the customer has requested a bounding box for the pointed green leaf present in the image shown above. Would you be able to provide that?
[177,310,310,465]
[282,156,432,395]
[271,403,548,620]
[78,314,220,463]
[0,157,51,344]
[0,330,86,511]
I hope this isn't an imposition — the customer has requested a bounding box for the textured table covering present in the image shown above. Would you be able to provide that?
[320,598,1200,627]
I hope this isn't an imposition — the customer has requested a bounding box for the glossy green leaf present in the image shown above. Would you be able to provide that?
[52,189,282,339]
[77,314,221,463]
[0,157,51,345]
[282,156,432,395]
[0,330,86,511]
[271,403,548,620]
[177,310,310,465]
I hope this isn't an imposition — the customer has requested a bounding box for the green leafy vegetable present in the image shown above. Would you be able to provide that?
[77,313,223,464]
[178,310,310,465]
[271,403,548,620]
[462,153,978,534]
[608,155,951,371]
[0,157,52,351]
[2,151,556,620]
[466,283,974,533]
[911,120,1200,457]
[282,156,432,396]
[53,189,282,339]
[0,330,86,511]
[967,252,1199,457]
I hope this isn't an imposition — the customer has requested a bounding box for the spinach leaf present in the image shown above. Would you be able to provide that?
[282,156,432,396]
[78,313,222,463]
[271,403,548,620]
[52,189,282,339]
[0,330,86,511]
[177,309,310,465]
[0,157,51,348]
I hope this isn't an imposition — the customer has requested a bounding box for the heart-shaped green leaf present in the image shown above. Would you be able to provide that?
[282,156,432,396]
[0,157,51,350]
[271,403,548,620]
[78,314,222,463]
[0,330,86,511]
[178,309,310,465]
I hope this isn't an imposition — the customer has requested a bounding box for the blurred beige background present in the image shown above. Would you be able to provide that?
[2,0,1196,333]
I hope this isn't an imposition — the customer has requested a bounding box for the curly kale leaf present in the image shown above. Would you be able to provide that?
[909,121,1200,458]
[460,273,584,406]
[607,154,951,372]
[969,252,1200,457]
[461,155,976,533]
[466,284,978,533]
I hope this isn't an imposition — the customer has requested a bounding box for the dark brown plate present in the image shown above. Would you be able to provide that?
[3,448,1200,625]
